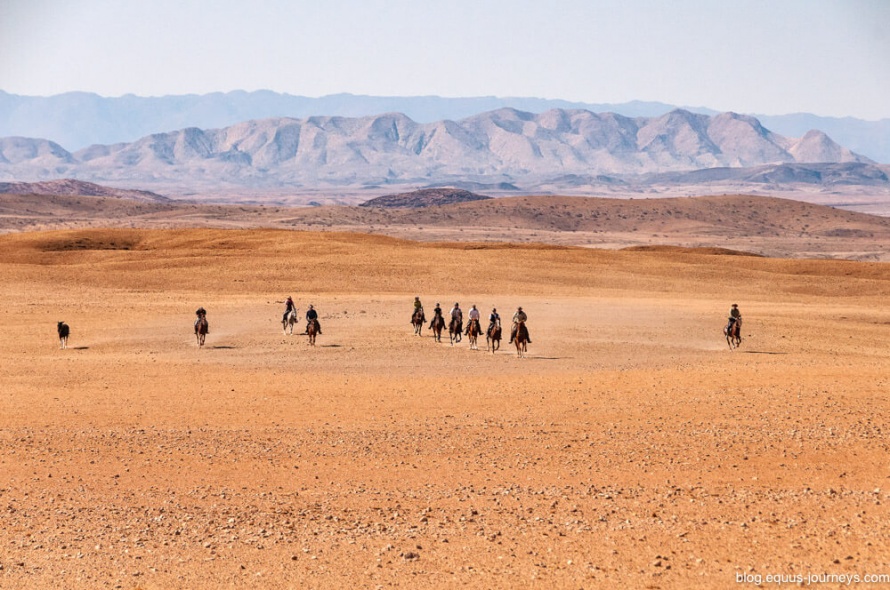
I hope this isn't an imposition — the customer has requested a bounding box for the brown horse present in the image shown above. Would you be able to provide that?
[195,317,208,347]
[411,308,424,336]
[430,314,445,342]
[513,321,528,358]
[486,323,501,353]
[724,317,742,350]
[449,317,462,346]
[306,318,319,346]
[466,319,482,350]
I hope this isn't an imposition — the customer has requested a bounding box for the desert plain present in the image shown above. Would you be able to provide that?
[1,219,889,589]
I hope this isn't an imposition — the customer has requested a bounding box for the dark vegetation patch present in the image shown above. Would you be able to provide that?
[622,245,764,257]
[38,236,142,252]
[360,188,491,208]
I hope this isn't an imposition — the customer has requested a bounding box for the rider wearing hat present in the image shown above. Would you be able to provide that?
[509,306,531,344]
[412,296,426,324]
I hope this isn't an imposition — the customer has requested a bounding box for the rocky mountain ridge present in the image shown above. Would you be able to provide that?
[0,108,876,196]
[2,90,888,163]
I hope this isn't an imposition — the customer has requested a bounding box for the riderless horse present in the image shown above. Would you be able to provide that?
[57,321,70,349]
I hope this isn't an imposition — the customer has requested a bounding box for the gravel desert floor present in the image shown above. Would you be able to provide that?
[1,228,889,589]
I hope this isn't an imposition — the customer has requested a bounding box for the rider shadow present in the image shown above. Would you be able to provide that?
[742,350,787,355]
[211,345,237,350]
[71,346,90,350]
[320,344,341,348]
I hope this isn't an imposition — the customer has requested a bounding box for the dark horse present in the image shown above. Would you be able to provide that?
[513,321,529,358]
[449,317,462,346]
[430,314,446,343]
[306,318,319,346]
[411,308,424,336]
[724,317,742,350]
[57,321,70,349]
[195,317,208,347]
[466,319,482,350]
[486,323,501,353]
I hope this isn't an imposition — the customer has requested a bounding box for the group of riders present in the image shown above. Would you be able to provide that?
[195,298,323,336]
[194,298,742,347]
[412,297,531,344]
[281,296,322,335]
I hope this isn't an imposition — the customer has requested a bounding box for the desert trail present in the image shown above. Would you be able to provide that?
[1,228,889,589]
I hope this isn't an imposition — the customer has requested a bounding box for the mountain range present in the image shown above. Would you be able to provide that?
[1,90,888,164]
[2,107,885,201]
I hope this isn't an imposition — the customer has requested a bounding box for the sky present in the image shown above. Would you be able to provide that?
[1,0,889,120]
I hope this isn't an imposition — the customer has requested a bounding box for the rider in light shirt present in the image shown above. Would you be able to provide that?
[466,305,481,335]
[509,306,531,344]
[450,303,463,335]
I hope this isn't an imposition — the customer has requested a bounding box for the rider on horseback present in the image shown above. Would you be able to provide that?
[194,307,207,327]
[450,303,463,335]
[429,302,444,329]
[726,303,742,340]
[509,306,531,344]
[465,305,481,335]
[305,304,322,334]
[281,296,297,323]
[487,307,501,336]
[412,296,426,324]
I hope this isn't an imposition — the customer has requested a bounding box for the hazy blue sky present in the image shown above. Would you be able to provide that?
[1,0,888,119]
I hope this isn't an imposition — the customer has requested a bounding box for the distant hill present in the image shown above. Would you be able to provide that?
[0,109,879,198]
[1,90,887,163]
[361,188,491,208]
[2,192,889,260]
[0,179,168,202]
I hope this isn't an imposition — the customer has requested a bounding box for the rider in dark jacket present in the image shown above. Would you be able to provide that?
[305,304,322,334]
[429,303,443,329]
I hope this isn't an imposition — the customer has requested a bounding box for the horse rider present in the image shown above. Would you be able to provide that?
[450,302,463,335]
[727,303,742,338]
[412,296,426,324]
[280,296,297,323]
[465,304,481,335]
[509,306,531,344]
[487,307,501,336]
[305,304,322,334]
[194,307,207,330]
[429,302,444,329]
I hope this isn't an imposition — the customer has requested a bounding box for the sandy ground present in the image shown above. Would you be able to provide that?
[1,228,889,589]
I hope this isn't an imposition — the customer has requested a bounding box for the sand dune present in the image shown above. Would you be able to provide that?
[1,228,889,589]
